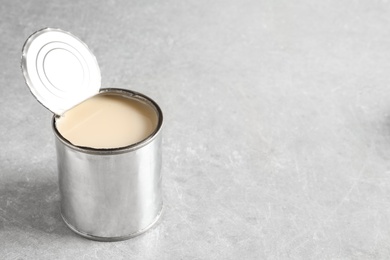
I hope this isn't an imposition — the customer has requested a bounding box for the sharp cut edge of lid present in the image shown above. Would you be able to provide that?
[21,28,50,112]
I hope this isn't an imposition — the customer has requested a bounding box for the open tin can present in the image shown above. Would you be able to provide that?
[21,28,163,241]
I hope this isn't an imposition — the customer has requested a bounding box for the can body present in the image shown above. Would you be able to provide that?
[52,89,163,241]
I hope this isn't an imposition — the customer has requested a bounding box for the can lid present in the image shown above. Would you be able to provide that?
[21,28,101,115]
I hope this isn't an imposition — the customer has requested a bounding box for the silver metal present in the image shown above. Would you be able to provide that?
[21,28,101,115]
[52,88,163,241]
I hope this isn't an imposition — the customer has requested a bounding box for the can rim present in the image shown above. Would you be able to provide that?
[52,88,163,155]
[61,205,164,241]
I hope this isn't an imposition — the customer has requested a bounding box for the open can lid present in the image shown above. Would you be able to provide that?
[21,28,101,115]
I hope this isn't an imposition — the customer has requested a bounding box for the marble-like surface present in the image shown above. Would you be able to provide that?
[2,0,390,259]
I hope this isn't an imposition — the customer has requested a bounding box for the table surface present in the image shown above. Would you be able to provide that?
[2,0,390,259]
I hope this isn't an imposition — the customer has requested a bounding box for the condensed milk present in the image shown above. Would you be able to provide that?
[56,92,158,148]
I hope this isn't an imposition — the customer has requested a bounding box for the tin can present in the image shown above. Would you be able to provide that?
[21,28,164,241]
[53,88,163,241]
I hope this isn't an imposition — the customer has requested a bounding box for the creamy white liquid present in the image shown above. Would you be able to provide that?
[56,93,158,149]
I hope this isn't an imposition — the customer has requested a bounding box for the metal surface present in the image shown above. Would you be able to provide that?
[21,28,101,115]
[53,89,163,241]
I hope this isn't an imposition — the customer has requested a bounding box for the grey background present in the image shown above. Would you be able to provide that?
[1,0,390,259]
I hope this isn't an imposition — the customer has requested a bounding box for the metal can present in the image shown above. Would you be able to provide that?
[21,28,164,241]
[53,88,163,241]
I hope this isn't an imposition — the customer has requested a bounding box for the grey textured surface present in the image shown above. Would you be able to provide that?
[1,0,390,259]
